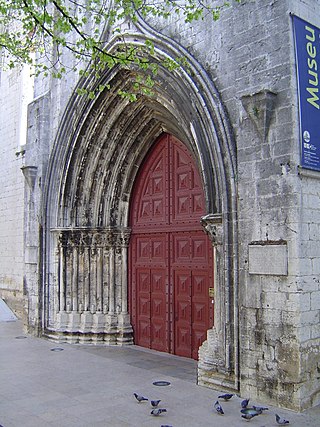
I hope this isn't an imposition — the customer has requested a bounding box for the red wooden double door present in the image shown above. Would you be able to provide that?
[129,134,214,359]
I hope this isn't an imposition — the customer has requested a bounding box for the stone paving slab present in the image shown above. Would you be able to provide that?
[0,320,319,427]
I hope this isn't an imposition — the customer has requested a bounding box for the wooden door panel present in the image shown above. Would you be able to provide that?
[191,233,210,265]
[192,193,205,216]
[135,236,150,263]
[136,268,151,347]
[174,269,191,357]
[171,139,206,225]
[131,139,169,229]
[171,232,210,267]
[174,235,191,263]
[191,271,212,358]
[151,235,167,263]
[175,326,192,358]
[192,272,210,300]
[134,234,167,264]
[136,269,150,291]
[151,319,167,352]
[136,269,150,317]
[138,318,150,348]
[150,268,167,352]
[192,270,213,327]
[130,134,213,359]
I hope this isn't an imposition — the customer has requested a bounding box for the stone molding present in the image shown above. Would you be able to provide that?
[21,166,38,190]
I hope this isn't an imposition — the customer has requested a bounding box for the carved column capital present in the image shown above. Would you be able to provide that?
[119,229,132,247]
[200,213,223,246]
[106,228,131,248]
[58,231,69,247]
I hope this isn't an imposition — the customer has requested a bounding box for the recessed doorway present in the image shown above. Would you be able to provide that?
[129,134,214,359]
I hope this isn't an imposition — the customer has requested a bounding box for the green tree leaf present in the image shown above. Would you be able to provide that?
[0,0,242,98]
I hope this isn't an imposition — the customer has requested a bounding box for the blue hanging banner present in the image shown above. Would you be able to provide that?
[293,15,320,171]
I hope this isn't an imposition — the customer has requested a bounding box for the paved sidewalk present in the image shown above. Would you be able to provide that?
[0,320,319,427]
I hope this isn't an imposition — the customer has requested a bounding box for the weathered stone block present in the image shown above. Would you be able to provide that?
[249,243,288,275]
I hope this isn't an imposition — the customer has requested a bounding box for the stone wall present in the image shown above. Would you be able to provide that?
[193,0,319,410]
[0,67,26,319]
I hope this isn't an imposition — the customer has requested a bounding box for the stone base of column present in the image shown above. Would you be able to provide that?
[198,328,237,391]
[44,311,133,345]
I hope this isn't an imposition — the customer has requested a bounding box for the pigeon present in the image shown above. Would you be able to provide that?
[241,398,250,408]
[218,393,234,401]
[253,405,268,412]
[133,393,148,402]
[151,408,167,416]
[150,399,161,407]
[241,408,261,416]
[214,400,224,415]
[241,413,259,420]
[275,414,290,424]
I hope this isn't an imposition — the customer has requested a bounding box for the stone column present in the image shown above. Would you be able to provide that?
[117,229,133,344]
[198,213,234,388]
[48,227,133,345]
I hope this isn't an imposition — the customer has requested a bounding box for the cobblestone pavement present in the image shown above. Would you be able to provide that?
[0,320,319,427]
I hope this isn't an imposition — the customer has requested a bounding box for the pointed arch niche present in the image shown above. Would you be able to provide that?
[42,28,238,390]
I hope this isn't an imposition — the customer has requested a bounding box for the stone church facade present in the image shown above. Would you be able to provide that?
[0,0,319,412]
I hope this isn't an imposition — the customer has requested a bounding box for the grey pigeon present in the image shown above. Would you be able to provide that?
[151,399,161,407]
[253,405,268,412]
[214,400,224,415]
[151,408,167,416]
[133,392,148,402]
[241,413,259,420]
[241,398,250,408]
[241,408,261,416]
[218,393,234,401]
[276,414,290,424]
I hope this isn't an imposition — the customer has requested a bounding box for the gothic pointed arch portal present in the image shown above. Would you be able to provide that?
[41,28,239,392]
[129,134,214,359]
